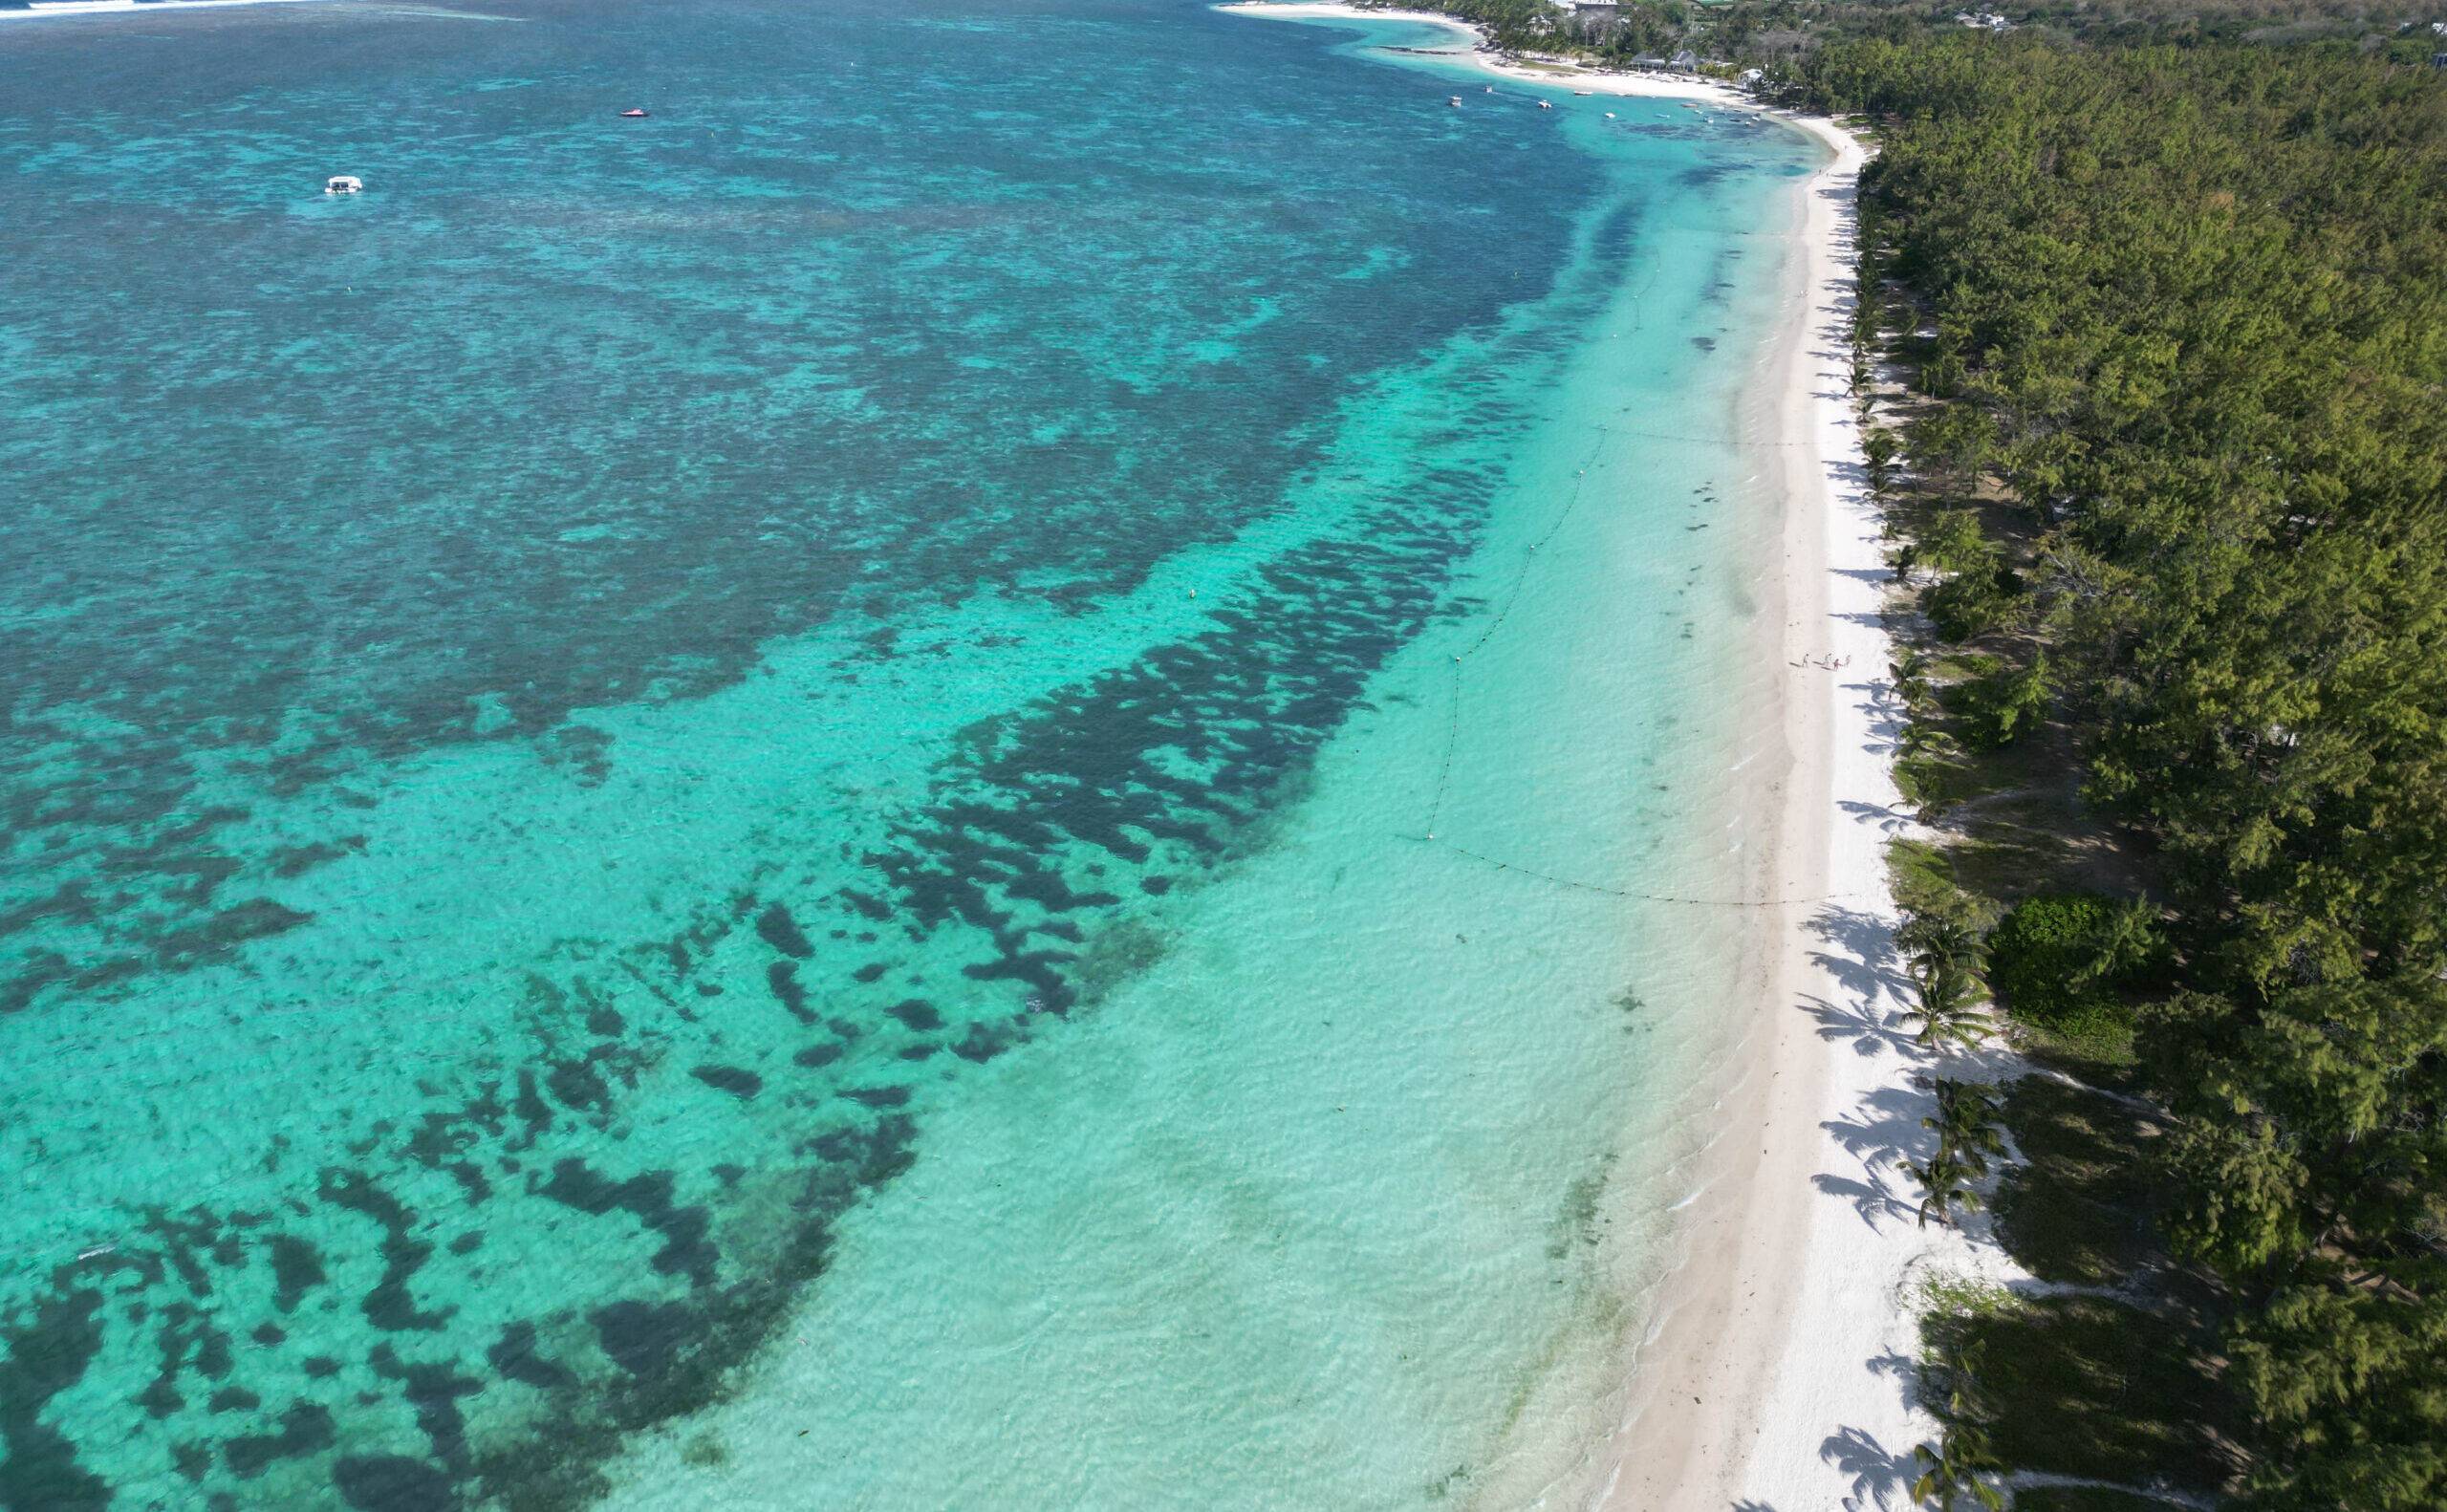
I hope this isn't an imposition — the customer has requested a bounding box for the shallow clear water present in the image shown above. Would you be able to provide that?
[0,5,1816,1507]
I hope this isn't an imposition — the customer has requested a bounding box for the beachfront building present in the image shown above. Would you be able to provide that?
[1669,49,1699,71]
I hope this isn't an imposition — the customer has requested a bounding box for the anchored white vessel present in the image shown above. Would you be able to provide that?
[324,175,362,195]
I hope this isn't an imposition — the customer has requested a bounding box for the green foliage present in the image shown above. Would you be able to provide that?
[1945,650,2052,748]
[1911,508,1992,577]
[1986,892,2156,1048]
[1898,922,1995,1052]
[1910,1433,2004,1512]
[1920,562,2020,642]
[1912,1339,2007,1510]
[1887,837,1996,929]
[1911,401,1997,489]
[1901,1140,1986,1228]
[2230,1279,2447,1511]
[1787,19,2447,1510]
[1862,423,1901,501]
[1902,1081,2006,1226]
[1913,1270,2018,1322]
[2142,978,2447,1275]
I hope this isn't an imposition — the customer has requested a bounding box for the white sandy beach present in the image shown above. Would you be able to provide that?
[1575,97,1949,1512]
[1224,7,1979,1506]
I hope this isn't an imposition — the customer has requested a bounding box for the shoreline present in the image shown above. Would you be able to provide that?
[1224,5,1922,1502]
[1575,103,1916,1512]
[1219,2,1758,107]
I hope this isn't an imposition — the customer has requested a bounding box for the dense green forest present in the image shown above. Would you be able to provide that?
[1795,27,2446,1512]
[1412,0,2447,66]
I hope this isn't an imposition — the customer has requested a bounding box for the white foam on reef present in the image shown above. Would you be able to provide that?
[4,0,327,18]
[3,0,515,20]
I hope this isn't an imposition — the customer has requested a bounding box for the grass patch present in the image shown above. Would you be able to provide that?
[1913,1269,2019,1321]
[1929,1294,2233,1494]
[1887,836,1989,925]
[1991,1075,2159,1285]
[1938,833,2119,919]
[2006,1012,2137,1072]
[1895,750,1991,810]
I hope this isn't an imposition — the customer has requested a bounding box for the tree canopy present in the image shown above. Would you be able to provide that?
[1785,29,2445,1506]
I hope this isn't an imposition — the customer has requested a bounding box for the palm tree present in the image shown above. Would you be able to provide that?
[1912,1342,2007,1509]
[1900,1144,1985,1228]
[1911,1417,2006,1510]
[1895,915,1992,1050]
[1904,958,1993,1051]
[1927,1079,2007,1180]
[1896,913,1980,982]
[1862,425,1900,504]
[1903,1079,2008,1227]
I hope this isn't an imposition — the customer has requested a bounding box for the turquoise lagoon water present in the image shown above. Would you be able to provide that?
[0,5,1819,1508]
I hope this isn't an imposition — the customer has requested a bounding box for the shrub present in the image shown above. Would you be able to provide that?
[1987,892,2160,1049]
[1949,651,2052,749]
[1923,565,2021,641]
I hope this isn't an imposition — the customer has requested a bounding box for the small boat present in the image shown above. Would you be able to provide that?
[1448,96,1462,107]
[1605,111,1616,119]
[323,175,362,195]
[1574,90,1592,96]
[1537,99,1552,109]
[619,107,650,119]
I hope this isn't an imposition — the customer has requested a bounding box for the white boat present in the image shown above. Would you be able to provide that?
[324,175,362,195]
[1448,96,1462,107]
[1537,99,1552,109]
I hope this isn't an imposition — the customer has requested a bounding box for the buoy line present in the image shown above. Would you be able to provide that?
[1410,427,1869,911]
[1610,422,1817,450]
[1421,429,1612,841]
[1431,836,1881,910]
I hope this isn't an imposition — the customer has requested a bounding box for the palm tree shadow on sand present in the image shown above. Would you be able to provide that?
[1818,1424,1920,1508]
